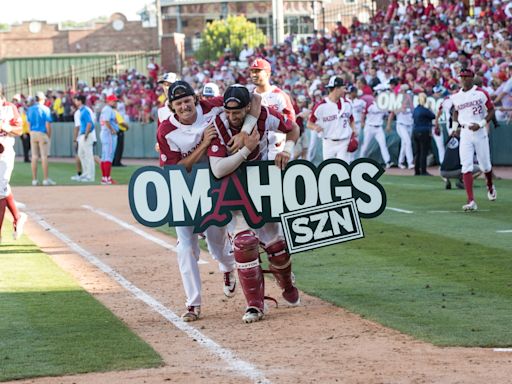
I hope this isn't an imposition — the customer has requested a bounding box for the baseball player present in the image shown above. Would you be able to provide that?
[156,80,262,321]
[0,89,27,243]
[346,85,366,162]
[249,58,296,160]
[99,94,119,185]
[207,85,300,323]
[360,94,393,168]
[451,69,497,211]
[307,76,355,162]
[72,95,96,182]
[386,85,414,169]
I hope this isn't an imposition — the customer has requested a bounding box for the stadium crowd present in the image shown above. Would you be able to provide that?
[10,0,512,133]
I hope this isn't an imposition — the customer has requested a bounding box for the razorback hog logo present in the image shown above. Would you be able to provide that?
[128,159,387,234]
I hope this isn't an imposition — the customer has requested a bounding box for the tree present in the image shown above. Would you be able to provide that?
[196,15,267,62]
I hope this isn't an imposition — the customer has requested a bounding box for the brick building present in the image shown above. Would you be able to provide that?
[0,13,158,58]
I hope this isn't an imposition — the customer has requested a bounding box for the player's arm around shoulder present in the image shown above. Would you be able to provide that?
[209,129,259,179]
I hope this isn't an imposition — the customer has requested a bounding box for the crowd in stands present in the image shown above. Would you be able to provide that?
[10,0,512,126]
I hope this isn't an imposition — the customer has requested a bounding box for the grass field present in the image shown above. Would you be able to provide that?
[10,161,146,186]
[8,160,512,352]
[153,170,512,346]
[0,220,163,381]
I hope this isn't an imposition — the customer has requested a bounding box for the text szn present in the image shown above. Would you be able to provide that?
[128,159,386,232]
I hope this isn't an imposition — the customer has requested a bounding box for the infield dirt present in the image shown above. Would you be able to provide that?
[6,185,512,384]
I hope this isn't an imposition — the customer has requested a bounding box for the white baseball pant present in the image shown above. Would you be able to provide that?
[0,143,15,198]
[176,225,234,307]
[396,123,414,166]
[322,138,350,162]
[360,124,390,164]
[228,211,284,247]
[459,127,492,174]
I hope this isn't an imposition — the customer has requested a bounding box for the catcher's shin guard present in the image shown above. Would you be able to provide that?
[234,231,265,313]
[265,240,300,305]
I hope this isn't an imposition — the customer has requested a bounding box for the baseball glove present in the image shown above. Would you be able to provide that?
[347,132,358,153]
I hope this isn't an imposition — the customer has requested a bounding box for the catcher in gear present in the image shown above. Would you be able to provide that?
[208,85,301,323]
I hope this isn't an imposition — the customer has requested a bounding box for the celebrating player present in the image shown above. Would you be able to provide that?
[386,85,414,169]
[0,89,27,243]
[208,85,300,323]
[156,80,262,321]
[249,58,296,159]
[307,76,355,162]
[451,69,497,212]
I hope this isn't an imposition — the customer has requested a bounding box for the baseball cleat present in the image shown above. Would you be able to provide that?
[282,286,301,306]
[13,212,27,240]
[70,174,82,181]
[242,307,264,323]
[462,200,478,212]
[223,271,237,298]
[31,179,39,186]
[444,179,452,190]
[398,163,406,169]
[181,306,201,322]
[42,179,56,186]
[487,186,497,201]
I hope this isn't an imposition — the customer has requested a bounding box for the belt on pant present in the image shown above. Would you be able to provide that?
[367,124,382,127]
[324,138,344,141]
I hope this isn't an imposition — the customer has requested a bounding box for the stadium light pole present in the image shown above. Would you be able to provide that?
[272,0,285,44]
[156,0,163,49]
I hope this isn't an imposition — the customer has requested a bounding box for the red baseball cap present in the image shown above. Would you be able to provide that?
[250,58,271,72]
[106,94,118,102]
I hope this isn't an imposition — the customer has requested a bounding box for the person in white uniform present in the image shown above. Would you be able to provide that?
[451,68,497,212]
[307,76,355,162]
[386,85,414,169]
[360,93,393,168]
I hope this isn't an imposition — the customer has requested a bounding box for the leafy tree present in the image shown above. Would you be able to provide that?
[196,15,266,62]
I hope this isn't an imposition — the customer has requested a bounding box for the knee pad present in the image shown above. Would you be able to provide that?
[265,240,293,289]
[265,240,300,305]
[234,231,264,311]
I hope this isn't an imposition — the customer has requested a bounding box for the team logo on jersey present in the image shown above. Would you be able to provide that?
[129,159,387,253]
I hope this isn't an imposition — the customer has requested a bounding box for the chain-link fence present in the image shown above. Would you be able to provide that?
[3,51,159,98]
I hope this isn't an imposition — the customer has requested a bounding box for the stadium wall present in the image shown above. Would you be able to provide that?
[13,122,512,165]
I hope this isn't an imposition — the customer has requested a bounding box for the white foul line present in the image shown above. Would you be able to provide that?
[496,230,512,233]
[27,209,271,384]
[81,204,208,264]
[494,348,512,352]
[386,207,414,214]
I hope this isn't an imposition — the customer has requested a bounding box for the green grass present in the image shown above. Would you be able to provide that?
[293,175,512,347]
[0,226,162,381]
[10,160,148,186]
[10,160,512,347]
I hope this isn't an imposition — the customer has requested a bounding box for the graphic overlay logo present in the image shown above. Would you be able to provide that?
[129,159,387,253]
[280,199,364,254]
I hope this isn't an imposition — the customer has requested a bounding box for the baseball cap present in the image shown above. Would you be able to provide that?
[158,72,177,84]
[223,85,251,110]
[326,76,345,88]
[106,94,118,102]
[202,82,220,97]
[460,68,475,77]
[249,58,271,72]
[347,84,357,93]
[168,80,195,102]
[35,91,46,100]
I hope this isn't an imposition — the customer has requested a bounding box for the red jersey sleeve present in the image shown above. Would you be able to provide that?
[267,107,293,133]
[477,87,494,110]
[203,96,224,108]
[156,120,182,166]
[207,137,228,158]
[309,101,323,123]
